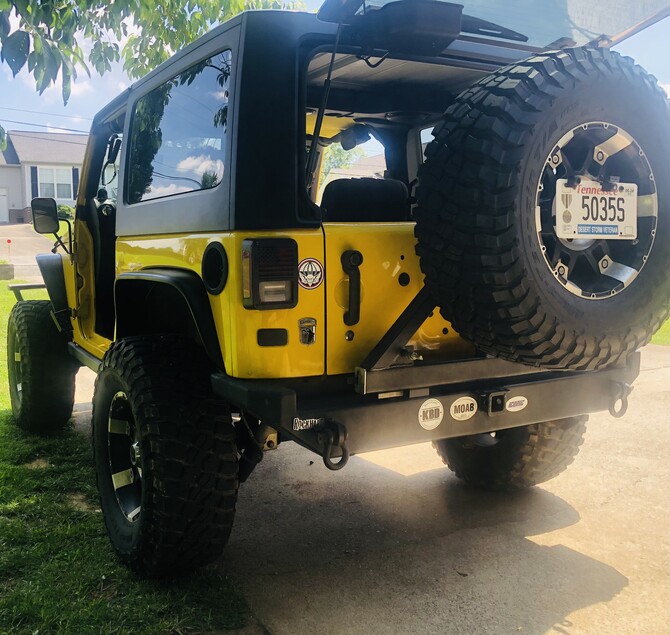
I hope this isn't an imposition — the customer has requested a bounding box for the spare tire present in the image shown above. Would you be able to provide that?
[416,48,670,370]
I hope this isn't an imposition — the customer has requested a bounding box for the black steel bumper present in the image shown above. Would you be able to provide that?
[211,352,640,458]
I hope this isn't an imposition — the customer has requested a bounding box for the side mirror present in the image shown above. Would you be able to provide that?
[108,136,122,164]
[31,197,60,235]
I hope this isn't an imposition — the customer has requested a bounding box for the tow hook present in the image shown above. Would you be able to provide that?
[609,381,633,418]
[318,422,349,471]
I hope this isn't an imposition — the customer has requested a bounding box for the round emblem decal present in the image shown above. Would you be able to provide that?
[450,396,478,421]
[418,398,444,430]
[506,396,528,412]
[298,258,324,290]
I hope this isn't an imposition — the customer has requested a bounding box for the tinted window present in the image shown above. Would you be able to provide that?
[127,50,231,204]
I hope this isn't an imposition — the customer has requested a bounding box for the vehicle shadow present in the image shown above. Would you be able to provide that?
[220,443,628,635]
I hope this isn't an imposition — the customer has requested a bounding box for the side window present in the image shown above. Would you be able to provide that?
[126,50,232,204]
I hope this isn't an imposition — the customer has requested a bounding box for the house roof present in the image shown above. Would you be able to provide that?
[0,135,20,167]
[1,130,88,166]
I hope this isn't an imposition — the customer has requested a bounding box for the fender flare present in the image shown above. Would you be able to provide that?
[115,268,224,370]
[36,253,69,314]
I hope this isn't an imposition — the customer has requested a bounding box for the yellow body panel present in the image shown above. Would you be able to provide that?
[69,220,112,359]
[323,222,473,375]
[116,230,325,379]
[69,219,469,379]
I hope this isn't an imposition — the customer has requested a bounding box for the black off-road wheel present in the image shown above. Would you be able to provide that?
[7,300,77,433]
[416,47,670,370]
[433,416,587,491]
[92,336,237,577]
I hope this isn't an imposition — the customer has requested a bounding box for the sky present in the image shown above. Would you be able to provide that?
[0,7,668,137]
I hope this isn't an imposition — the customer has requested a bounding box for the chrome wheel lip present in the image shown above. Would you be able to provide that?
[535,121,658,301]
[107,391,142,523]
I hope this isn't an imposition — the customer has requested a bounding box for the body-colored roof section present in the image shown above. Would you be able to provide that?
[1,131,88,166]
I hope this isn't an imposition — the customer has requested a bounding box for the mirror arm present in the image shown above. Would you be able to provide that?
[51,218,72,255]
[62,218,73,253]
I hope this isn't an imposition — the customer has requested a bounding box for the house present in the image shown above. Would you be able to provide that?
[0,130,88,224]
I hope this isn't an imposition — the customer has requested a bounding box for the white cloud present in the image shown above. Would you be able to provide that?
[210,90,229,101]
[176,154,224,177]
[661,83,670,98]
[148,184,191,197]
[70,78,94,97]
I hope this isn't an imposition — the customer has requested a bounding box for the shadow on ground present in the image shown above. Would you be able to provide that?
[219,445,628,635]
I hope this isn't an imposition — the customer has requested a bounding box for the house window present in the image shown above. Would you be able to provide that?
[38,167,73,199]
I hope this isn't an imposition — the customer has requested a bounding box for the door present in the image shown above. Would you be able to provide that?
[0,188,8,223]
[318,137,470,376]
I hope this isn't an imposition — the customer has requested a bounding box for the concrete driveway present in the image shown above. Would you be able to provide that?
[215,345,670,635]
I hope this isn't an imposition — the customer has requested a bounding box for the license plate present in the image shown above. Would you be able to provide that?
[555,179,638,240]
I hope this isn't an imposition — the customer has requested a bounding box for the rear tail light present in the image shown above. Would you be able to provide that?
[242,239,298,309]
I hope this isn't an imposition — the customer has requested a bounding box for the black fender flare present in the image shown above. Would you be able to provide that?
[36,253,69,314]
[114,268,224,370]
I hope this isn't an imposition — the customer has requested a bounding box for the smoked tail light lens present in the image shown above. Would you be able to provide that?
[242,239,298,309]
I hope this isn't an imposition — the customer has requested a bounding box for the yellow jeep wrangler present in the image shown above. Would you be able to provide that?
[7,1,670,576]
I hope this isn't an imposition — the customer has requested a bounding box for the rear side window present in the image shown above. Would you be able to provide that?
[126,50,232,204]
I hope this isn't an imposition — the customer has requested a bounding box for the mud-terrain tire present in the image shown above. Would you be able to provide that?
[92,336,237,577]
[433,416,587,491]
[416,47,670,370]
[7,300,77,432]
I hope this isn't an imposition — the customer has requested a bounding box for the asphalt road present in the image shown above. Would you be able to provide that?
[8,219,667,634]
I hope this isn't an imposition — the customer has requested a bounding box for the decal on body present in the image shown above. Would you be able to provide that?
[298,258,324,290]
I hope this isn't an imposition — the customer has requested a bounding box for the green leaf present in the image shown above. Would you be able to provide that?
[0,11,10,40]
[0,124,6,152]
[61,62,71,104]
[1,30,30,76]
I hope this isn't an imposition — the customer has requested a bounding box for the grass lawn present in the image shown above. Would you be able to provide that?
[0,281,247,634]
[651,319,670,346]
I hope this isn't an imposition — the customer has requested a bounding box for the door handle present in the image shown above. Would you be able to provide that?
[341,250,363,326]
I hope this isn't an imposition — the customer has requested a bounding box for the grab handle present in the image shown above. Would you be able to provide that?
[341,250,363,326]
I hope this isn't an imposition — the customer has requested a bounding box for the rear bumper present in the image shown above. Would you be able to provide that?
[211,352,640,456]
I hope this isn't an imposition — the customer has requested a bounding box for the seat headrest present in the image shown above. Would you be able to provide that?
[321,178,409,222]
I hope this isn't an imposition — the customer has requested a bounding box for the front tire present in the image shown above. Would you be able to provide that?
[92,336,237,576]
[7,300,77,433]
[433,416,587,491]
